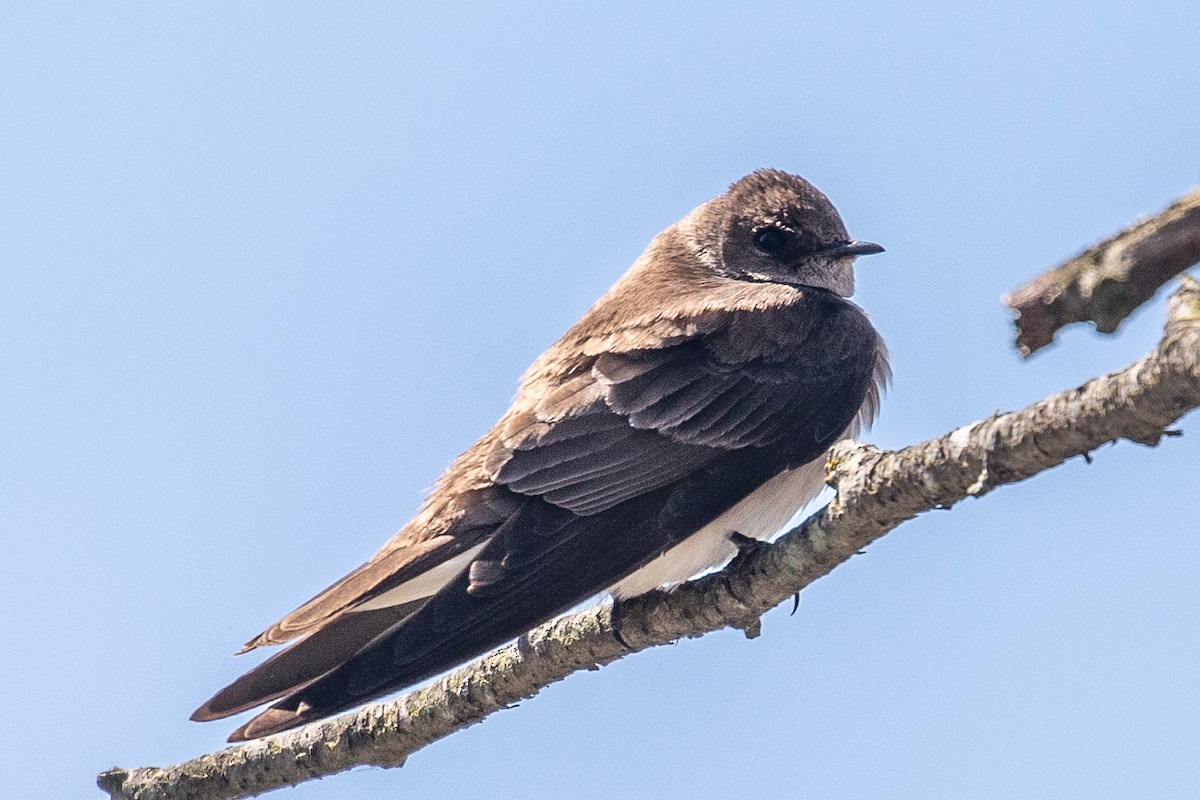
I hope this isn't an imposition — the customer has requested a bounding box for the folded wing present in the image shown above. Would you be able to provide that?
[196,295,883,740]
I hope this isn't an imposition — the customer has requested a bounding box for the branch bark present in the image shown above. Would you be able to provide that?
[98,275,1200,800]
[1004,186,1200,356]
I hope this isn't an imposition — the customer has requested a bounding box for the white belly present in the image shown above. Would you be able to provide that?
[608,458,827,599]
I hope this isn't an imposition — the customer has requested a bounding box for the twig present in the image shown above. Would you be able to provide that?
[100,277,1200,800]
[1004,187,1200,356]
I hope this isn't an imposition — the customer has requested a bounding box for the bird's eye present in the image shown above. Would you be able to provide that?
[752,227,789,255]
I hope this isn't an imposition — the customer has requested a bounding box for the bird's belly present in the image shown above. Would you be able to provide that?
[608,458,827,598]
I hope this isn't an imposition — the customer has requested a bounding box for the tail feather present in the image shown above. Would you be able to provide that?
[192,600,424,722]
[239,535,455,651]
[227,503,659,741]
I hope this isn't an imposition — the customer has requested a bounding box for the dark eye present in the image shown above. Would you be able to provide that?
[752,227,789,255]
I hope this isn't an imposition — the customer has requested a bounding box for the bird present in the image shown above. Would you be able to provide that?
[192,169,888,741]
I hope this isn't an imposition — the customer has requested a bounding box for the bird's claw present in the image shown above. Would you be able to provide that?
[726,531,768,573]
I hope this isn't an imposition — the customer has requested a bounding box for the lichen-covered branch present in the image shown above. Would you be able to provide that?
[99,277,1200,800]
[1004,187,1200,356]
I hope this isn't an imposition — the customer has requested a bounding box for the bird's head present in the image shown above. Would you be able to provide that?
[689,169,882,297]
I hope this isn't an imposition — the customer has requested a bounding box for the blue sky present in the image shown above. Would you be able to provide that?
[3,3,1198,798]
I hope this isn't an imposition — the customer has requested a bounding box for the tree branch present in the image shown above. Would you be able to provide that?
[100,277,1200,800]
[1003,187,1200,356]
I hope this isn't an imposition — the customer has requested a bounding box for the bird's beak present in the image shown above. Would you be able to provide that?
[827,240,885,258]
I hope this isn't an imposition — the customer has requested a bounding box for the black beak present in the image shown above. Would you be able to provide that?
[827,240,885,258]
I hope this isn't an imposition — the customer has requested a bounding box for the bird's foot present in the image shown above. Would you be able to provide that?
[726,531,769,573]
[722,531,770,605]
[610,598,634,651]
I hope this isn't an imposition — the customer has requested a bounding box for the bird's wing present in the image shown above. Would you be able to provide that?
[483,295,879,515]
[229,303,811,654]
[235,489,523,653]
[208,295,883,739]
[190,493,520,721]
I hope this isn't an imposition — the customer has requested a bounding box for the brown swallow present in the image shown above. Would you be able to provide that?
[192,169,888,741]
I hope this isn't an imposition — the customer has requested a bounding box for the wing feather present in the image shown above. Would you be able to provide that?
[486,303,854,514]
[208,291,887,739]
